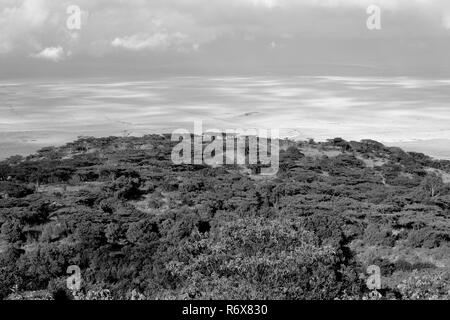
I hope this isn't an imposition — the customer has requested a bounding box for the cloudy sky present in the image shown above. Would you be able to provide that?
[1,0,450,78]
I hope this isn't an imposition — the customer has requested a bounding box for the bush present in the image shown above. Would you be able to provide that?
[164,218,363,299]
[363,223,396,247]
[300,212,346,247]
[105,223,124,244]
[407,228,443,249]
[126,219,159,245]
[397,271,450,300]
[99,198,116,214]
[0,247,23,299]
[40,223,68,243]
[75,221,106,247]
[0,182,34,198]
[1,219,25,244]
[48,277,74,300]
[393,259,436,272]
[107,176,142,200]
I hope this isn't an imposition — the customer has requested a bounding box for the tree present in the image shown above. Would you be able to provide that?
[105,223,123,244]
[163,218,362,299]
[420,173,444,198]
[126,219,159,245]
[1,219,24,244]
[75,221,106,248]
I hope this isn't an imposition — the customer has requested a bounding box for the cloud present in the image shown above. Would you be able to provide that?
[32,46,65,61]
[0,0,447,57]
[246,0,280,8]
[0,0,51,53]
[111,32,188,51]
[444,12,450,29]
[0,0,449,76]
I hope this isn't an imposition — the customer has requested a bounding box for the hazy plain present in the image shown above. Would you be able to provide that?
[1,76,450,159]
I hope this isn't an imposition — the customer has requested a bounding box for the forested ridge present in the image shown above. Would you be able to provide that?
[0,135,449,300]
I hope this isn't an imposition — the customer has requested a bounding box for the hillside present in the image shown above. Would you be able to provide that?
[0,135,449,300]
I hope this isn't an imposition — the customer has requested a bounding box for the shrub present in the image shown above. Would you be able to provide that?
[363,223,396,247]
[397,271,450,300]
[393,259,436,272]
[75,221,106,247]
[300,212,346,247]
[47,277,74,300]
[99,198,116,214]
[108,176,142,200]
[126,219,159,245]
[40,223,68,243]
[1,219,25,244]
[164,218,363,300]
[407,228,443,249]
[0,182,34,198]
[105,223,124,244]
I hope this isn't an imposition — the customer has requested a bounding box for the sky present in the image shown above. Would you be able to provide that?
[1,0,450,78]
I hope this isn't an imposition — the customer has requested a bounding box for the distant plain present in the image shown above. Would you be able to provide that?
[1,76,450,159]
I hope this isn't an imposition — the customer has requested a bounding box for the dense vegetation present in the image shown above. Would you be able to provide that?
[0,135,449,300]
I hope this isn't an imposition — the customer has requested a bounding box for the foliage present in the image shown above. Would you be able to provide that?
[0,135,449,300]
[363,223,396,247]
[397,271,450,300]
